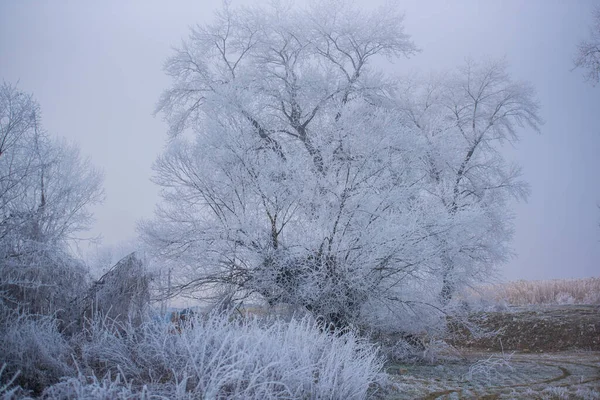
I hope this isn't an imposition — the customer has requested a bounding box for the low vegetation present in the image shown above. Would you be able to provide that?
[463,277,600,308]
[497,277,600,305]
[1,310,383,399]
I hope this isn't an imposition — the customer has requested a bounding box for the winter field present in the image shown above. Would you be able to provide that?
[385,351,600,399]
[379,279,600,399]
[383,304,600,399]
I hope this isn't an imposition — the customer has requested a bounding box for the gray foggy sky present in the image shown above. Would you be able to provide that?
[1,0,598,281]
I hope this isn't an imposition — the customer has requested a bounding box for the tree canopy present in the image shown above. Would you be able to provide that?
[144,2,541,332]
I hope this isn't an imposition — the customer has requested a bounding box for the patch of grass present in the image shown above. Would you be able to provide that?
[462,277,600,308]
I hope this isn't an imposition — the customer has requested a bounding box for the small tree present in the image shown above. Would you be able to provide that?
[0,82,104,322]
[82,252,151,327]
[574,5,600,85]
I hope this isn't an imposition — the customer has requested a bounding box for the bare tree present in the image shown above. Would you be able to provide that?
[574,5,600,85]
[0,83,40,215]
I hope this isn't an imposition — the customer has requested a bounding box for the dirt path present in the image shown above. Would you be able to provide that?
[385,351,600,399]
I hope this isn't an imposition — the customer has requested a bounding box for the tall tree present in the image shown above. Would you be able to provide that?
[145,2,540,331]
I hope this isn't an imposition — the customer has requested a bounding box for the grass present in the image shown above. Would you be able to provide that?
[463,277,600,308]
[1,311,384,399]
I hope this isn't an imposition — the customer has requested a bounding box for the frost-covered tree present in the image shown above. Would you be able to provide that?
[574,5,600,85]
[144,2,539,331]
[143,1,430,329]
[0,82,104,319]
[395,60,541,304]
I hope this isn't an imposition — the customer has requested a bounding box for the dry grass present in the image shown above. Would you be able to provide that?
[468,277,600,307]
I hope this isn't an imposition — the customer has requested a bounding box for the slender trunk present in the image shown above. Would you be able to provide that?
[439,272,454,306]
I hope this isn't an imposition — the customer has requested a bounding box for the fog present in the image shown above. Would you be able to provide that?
[1,0,598,280]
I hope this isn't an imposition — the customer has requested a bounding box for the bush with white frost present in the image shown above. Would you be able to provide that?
[80,252,151,328]
[67,312,383,399]
[41,373,141,400]
[0,310,382,398]
[0,311,74,395]
[464,352,514,383]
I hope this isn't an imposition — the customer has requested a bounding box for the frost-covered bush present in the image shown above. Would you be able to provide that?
[41,373,141,400]
[0,364,27,400]
[0,245,89,334]
[375,331,465,365]
[0,310,74,395]
[379,336,426,364]
[453,287,510,313]
[81,253,150,328]
[464,353,514,382]
[75,312,383,399]
[77,317,142,382]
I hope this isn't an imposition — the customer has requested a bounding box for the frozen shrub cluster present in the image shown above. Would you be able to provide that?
[67,312,383,399]
[464,352,514,382]
[1,310,383,398]
[0,364,26,400]
[453,288,510,313]
[377,332,464,365]
[41,373,142,400]
[0,311,74,395]
[0,247,384,399]
[80,253,151,327]
[0,244,89,331]
[381,338,426,364]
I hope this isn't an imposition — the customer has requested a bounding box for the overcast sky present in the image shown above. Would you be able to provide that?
[1,0,599,281]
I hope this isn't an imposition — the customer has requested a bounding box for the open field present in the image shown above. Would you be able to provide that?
[451,305,600,352]
[386,351,600,399]
[384,304,600,399]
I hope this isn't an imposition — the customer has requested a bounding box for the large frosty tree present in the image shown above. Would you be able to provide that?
[144,2,540,331]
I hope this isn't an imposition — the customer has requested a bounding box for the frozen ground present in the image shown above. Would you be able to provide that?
[384,305,600,399]
[450,305,600,352]
[385,351,600,399]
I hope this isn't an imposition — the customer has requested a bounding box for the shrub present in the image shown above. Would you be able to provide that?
[41,373,141,400]
[74,312,383,399]
[0,245,89,332]
[0,310,74,395]
[0,364,27,400]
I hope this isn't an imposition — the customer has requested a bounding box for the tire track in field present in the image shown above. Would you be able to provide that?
[387,352,600,399]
